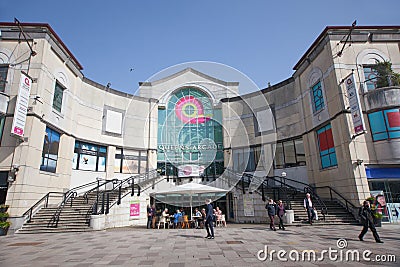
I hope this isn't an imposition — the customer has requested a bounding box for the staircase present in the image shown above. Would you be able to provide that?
[17,171,161,234]
[289,194,359,225]
[234,171,359,226]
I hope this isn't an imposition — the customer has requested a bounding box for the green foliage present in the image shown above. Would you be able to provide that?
[0,212,9,218]
[0,221,10,228]
[374,61,400,88]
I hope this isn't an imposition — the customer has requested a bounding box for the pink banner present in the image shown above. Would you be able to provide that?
[130,201,140,217]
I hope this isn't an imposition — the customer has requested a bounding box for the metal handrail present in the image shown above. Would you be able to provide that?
[22,192,64,223]
[47,191,77,228]
[313,186,357,213]
[94,170,158,214]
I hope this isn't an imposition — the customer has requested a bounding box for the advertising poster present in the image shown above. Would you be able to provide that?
[130,199,140,219]
[243,193,254,216]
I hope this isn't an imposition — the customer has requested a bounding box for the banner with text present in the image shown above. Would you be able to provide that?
[345,74,365,134]
[11,72,32,137]
[130,199,140,219]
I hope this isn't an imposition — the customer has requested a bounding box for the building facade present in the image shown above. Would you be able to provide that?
[0,22,399,227]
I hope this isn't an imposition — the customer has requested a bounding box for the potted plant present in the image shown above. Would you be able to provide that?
[374,60,400,88]
[0,212,9,222]
[0,221,11,236]
[0,205,10,235]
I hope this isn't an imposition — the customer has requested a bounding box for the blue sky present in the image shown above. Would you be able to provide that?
[2,1,399,94]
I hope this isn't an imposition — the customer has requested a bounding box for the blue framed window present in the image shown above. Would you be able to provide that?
[368,109,400,141]
[312,81,324,112]
[317,124,337,169]
[363,66,378,91]
[40,127,60,173]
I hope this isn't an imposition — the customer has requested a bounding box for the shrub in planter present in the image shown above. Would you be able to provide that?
[0,221,10,236]
[0,212,9,222]
[0,204,9,213]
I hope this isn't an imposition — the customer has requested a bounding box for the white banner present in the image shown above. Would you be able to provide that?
[11,73,32,137]
[178,165,204,177]
[345,74,365,134]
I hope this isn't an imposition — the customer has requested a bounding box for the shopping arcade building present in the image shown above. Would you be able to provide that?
[0,22,399,229]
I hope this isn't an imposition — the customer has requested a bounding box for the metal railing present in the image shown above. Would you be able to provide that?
[22,192,65,223]
[313,186,358,214]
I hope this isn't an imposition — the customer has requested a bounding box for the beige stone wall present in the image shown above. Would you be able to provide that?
[0,29,157,216]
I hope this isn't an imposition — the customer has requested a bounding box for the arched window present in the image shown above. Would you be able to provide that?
[308,68,325,113]
[157,87,224,178]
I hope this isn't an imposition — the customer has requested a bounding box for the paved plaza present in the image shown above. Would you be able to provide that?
[0,224,399,266]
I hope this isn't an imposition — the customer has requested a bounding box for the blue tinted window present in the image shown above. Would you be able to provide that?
[40,127,60,173]
[312,81,325,112]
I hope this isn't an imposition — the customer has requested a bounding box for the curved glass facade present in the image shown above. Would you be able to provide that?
[157,87,224,178]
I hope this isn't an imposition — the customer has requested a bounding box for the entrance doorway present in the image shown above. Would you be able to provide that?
[0,171,9,204]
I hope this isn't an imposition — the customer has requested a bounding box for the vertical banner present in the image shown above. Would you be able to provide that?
[345,74,365,134]
[11,72,32,137]
[130,199,140,219]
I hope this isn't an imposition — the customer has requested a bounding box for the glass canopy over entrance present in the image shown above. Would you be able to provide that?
[157,87,224,179]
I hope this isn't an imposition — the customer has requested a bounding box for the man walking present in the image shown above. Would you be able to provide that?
[205,199,215,239]
[359,200,383,243]
[304,193,316,225]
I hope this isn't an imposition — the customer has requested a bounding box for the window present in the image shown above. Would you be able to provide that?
[368,109,400,141]
[316,124,337,169]
[363,66,378,91]
[232,146,262,172]
[311,81,324,112]
[53,81,65,112]
[115,148,148,174]
[0,65,8,92]
[73,141,107,171]
[40,127,60,173]
[273,138,306,169]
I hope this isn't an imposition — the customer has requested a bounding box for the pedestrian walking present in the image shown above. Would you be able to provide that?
[266,199,276,231]
[276,200,286,230]
[358,200,383,243]
[204,199,215,239]
[304,193,316,225]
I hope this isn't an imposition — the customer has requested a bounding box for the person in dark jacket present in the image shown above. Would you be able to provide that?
[358,200,383,243]
[146,204,153,229]
[266,199,276,231]
[205,199,215,239]
[276,200,286,230]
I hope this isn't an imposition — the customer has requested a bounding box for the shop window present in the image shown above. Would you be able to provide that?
[73,141,107,171]
[0,65,8,92]
[311,81,324,112]
[40,127,60,173]
[115,148,147,174]
[316,124,337,169]
[53,81,65,112]
[368,109,400,141]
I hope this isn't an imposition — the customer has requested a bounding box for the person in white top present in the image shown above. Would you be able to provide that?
[303,193,316,225]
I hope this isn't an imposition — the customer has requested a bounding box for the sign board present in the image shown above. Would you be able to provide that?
[344,74,365,134]
[11,72,32,137]
[130,199,140,218]
[178,165,204,177]
[243,193,254,216]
